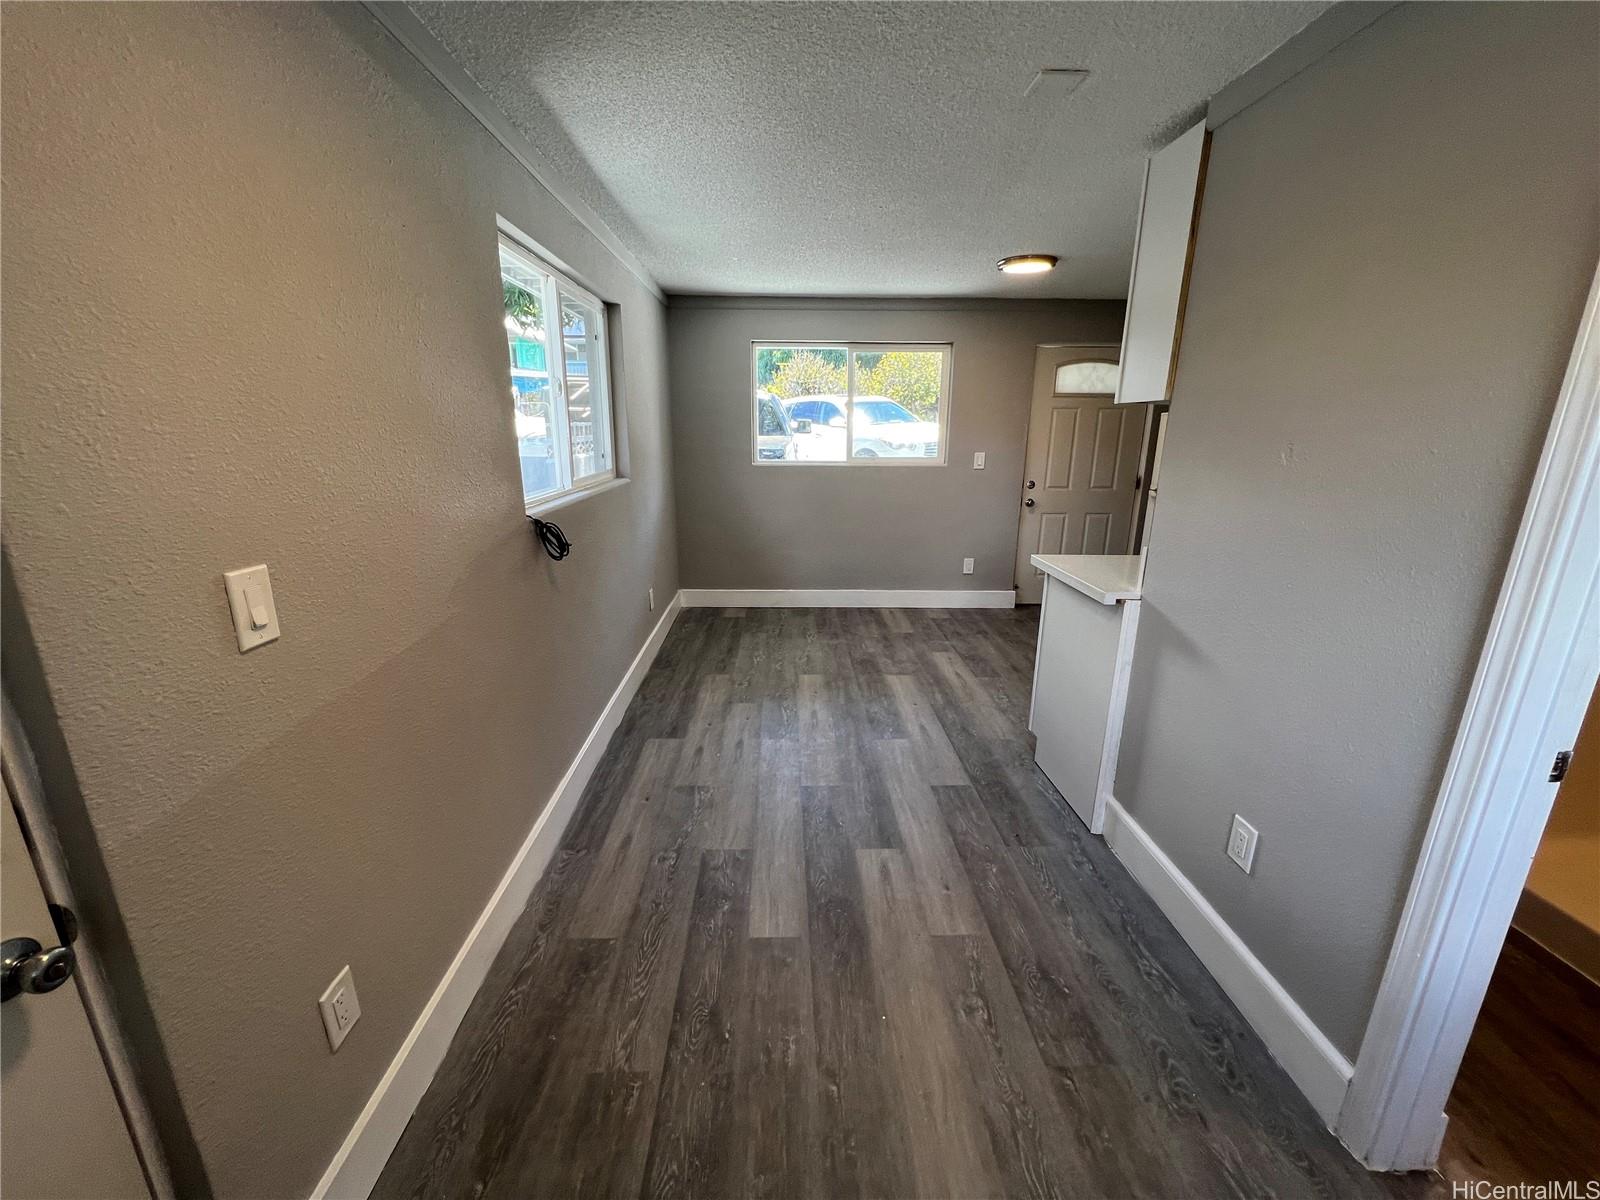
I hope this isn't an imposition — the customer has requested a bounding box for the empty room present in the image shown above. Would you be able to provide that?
[2,2,1597,1198]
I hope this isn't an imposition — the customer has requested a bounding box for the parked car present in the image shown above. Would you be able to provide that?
[783,395,939,459]
[754,390,797,461]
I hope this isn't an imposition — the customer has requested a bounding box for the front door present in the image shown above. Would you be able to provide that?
[1014,346,1146,604]
[2,781,149,1199]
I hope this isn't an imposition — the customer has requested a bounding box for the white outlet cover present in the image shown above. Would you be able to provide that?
[962,557,975,575]
[318,965,361,1052]
[1227,815,1259,874]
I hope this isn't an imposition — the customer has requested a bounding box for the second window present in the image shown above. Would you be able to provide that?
[752,343,951,464]
[500,234,615,507]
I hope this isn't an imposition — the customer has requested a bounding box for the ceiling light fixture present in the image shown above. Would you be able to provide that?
[997,254,1058,275]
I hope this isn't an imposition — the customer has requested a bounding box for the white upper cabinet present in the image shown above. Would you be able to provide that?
[1114,121,1211,406]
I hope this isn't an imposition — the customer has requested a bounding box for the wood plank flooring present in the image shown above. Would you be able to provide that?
[374,607,1436,1199]
[1440,928,1600,1189]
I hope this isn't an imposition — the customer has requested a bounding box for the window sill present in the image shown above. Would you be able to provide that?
[525,476,629,518]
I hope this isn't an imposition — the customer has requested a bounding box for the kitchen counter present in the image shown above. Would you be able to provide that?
[1029,553,1143,605]
[1028,554,1144,834]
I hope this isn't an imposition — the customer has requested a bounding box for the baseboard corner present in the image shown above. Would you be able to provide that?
[1102,796,1354,1128]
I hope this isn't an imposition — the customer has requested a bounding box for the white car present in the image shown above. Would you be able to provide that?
[782,395,939,459]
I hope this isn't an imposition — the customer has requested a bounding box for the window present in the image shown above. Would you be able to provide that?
[1054,360,1119,395]
[752,343,951,464]
[500,235,615,507]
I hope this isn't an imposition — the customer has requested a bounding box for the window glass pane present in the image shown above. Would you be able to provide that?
[500,244,561,500]
[851,349,945,460]
[500,236,617,506]
[559,289,612,481]
[1054,360,1119,394]
[754,345,848,462]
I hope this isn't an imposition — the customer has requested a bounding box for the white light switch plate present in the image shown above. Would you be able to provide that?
[962,557,975,575]
[973,451,986,469]
[318,965,361,1052]
[1227,814,1259,874]
[223,564,280,652]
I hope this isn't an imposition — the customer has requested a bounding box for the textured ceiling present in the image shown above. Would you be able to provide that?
[409,1,1326,298]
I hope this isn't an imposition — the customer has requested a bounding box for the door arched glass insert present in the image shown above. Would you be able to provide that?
[1054,360,1120,395]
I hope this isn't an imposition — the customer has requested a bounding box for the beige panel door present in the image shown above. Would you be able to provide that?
[1014,346,1145,604]
[2,786,148,1199]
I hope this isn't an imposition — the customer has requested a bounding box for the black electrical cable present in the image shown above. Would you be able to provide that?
[530,517,573,561]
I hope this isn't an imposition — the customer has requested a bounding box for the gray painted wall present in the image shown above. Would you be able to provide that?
[1,5,677,1195]
[1116,0,1598,1060]
[669,300,1125,591]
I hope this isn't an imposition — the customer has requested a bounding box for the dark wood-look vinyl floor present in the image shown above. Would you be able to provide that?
[1440,929,1600,1189]
[374,607,1436,1200]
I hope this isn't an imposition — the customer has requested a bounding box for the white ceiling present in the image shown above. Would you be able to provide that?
[408,2,1326,299]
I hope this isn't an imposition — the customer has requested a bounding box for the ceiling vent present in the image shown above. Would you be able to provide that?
[1024,68,1090,100]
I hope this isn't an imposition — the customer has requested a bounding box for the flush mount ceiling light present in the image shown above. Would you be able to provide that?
[997,254,1059,275]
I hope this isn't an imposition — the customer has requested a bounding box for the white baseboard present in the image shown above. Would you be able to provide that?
[311,592,683,1199]
[678,588,1016,609]
[1102,797,1354,1127]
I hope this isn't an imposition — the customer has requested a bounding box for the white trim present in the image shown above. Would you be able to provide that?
[525,476,630,519]
[1027,576,1052,732]
[1102,797,1355,1126]
[311,593,683,1200]
[2,703,176,1200]
[678,588,1015,609]
[1336,262,1600,1171]
[358,2,665,305]
[1091,600,1142,835]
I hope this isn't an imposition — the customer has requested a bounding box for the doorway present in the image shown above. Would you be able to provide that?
[2,780,149,1198]
[1013,345,1145,605]
[1437,683,1600,1188]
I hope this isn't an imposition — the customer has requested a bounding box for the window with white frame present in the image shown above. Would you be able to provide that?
[499,235,615,506]
[752,343,951,464]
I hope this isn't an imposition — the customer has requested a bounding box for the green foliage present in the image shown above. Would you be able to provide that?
[755,347,943,419]
[757,346,846,390]
[855,351,943,420]
[765,349,845,398]
[503,280,543,332]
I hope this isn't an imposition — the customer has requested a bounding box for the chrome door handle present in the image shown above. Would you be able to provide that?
[1024,498,1036,508]
[1,937,76,1002]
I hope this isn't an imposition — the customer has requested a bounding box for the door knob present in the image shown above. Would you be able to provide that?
[1024,498,1036,508]
[1,937,76,1002]
[1026,480,1036,489]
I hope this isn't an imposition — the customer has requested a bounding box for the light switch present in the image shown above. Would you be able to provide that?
[223,565,280,652]
[973,451,986,469]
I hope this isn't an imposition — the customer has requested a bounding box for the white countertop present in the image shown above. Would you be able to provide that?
[1030,554,1144,604]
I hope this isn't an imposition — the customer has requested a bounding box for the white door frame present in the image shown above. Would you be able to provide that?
[2,699,174,1198]
[1336,261,1600,1170]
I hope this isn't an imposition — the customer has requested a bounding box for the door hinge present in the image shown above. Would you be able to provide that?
[1548,750,1573,783]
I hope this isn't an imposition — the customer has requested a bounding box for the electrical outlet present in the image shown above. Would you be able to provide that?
[973,451,986,469]
[648,587,655,612]
[962,557,975,575]
[1226,815,1259,874]
[318,966,361,1052]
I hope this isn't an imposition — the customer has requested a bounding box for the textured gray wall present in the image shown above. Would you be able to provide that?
[1,5,677,1195]
[1116,1,1599,1060]
[669,299,1124,591]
